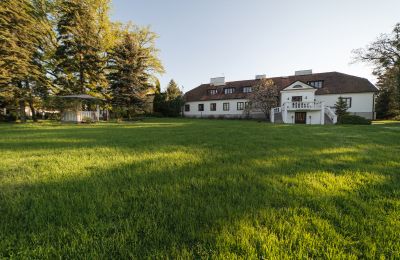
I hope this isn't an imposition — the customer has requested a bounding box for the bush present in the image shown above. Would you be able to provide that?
[0,113,17,122]
[81,116,95,124]
[337,115,371,125]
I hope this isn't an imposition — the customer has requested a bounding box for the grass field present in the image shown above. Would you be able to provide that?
[1,119,399,258]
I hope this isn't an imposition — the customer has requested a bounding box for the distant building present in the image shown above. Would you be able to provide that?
[183,71,377,124]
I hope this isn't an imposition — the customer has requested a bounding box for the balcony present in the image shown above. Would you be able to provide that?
[283,101,322,111]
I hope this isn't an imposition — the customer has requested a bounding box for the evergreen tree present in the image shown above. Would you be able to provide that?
[54,0,113,96]
[107,25,164,119]
[375,68,399,118]
[0,0,54,122]
[166,80,182,100]
[165,79,183,116]
[334,97,349,119]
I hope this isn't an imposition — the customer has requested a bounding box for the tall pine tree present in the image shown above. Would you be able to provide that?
[0,0,54,121]
[108,25,164,119]
[54,0,113,96]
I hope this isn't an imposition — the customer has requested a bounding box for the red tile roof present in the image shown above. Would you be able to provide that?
[184,72,377,102]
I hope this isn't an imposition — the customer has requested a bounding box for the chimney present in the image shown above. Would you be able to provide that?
[295,70,313,76]
[255,74,266,80]
[210,77,225,86]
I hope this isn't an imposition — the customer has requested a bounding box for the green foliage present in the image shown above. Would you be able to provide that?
[107,26,164,119]
[337,114,372,125]
[154,79,183,117]
[334,97,349,119]
[0,119,399,258]
[0,0,54,121]
[1,0,163,123]
[353,23,400,119]
[54,0,112,95]
[375,68,400,119]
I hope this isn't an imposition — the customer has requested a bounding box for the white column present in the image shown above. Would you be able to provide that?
[320,102,325,125]
[270,108,275,123]
[96,105,100,121]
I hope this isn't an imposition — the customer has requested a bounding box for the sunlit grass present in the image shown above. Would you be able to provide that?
[0,119,399,258]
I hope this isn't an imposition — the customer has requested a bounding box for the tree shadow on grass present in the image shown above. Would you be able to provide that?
[0,120,399,258]
[1,145,399,258]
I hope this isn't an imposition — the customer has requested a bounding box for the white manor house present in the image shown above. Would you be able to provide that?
[183,70,377,124]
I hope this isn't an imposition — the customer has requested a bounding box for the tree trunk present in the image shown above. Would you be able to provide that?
[28,97,37,122]
[19,100,26,123]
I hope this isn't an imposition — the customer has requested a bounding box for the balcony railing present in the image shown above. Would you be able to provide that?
[284,101,322,110]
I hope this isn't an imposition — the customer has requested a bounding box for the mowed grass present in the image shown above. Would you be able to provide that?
[0,119,399,259]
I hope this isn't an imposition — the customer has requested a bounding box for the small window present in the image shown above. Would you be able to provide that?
[243,87,252,93]
[223,103,230,111]
[198,104,204,111]
[210,103,216,111]
[224,88,235,94]
[341,97,352,108]
[245,102,250,109]
[292,96,302,102]
[208,89,217,95]
[293,85,303,89]
[307,80,324,88]
[185,104,190,112]
[237,102,244,110]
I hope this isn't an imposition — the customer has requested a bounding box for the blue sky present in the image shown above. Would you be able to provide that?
[111,0,400,92]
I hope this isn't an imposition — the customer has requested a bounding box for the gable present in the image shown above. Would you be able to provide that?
[281,81,316,91]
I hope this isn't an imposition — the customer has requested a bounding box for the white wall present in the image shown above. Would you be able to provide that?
[184,99,251,118]
[286,111,321,124]
[281,90,316,106]
[315,92,374,114]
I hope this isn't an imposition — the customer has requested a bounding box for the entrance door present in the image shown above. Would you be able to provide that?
[295,112,307,124]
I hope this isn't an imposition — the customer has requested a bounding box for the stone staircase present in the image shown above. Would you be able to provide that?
[324,114,334,124]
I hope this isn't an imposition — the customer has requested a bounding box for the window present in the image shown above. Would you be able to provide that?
[210,103,216,111]
[292,85,303,89]
[243,87,252,93]
[292,96,302,102]
[237,102,244,110]
[223,103,230,111]
[208,89,218,95]
[198,104,204,111]
[224,88,235,94]
[307,80,324,88]
[340,97,352,108]
[245,102,250,109]
[185,104,190,112]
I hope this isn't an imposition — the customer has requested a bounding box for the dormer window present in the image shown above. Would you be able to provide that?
[307,80,324,88]
[243,86,252,93]
[208,89,218,95]
[224,88,235,94]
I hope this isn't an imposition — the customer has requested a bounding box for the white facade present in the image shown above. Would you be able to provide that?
[184,77,376,124]
[316,93,375,119]
[184,99,260,118]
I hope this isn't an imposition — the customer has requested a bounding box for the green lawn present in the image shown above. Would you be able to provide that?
[1,119,399,258]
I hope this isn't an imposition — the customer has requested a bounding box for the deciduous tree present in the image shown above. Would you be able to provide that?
[247,79,279,120]
[353,23,400,118]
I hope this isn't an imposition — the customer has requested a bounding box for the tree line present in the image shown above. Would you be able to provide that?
[0,0,182,122]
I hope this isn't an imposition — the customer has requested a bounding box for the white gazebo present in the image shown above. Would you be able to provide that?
[59,94,104,123]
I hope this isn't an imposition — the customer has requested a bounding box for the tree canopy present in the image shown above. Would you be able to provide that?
[353,23,400,118]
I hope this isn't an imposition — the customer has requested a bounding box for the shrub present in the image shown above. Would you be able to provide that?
[337,114,371,125]
[81,116,95,124]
